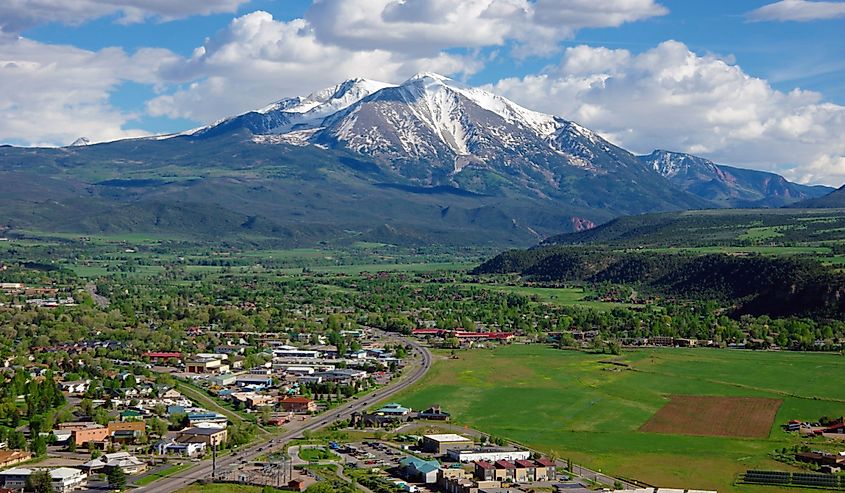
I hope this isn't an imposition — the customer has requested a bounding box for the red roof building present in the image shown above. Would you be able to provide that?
[279,396,317,413]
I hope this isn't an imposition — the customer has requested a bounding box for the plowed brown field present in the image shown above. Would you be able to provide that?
[640,395,782,438]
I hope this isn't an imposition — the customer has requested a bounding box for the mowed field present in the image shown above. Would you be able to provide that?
[393,345,845,493]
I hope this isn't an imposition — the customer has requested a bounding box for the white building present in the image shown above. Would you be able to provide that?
[0,467,87,493]
[272,347,321,359]
[82,452,147,475]
[446,447,531,463]
[155,439,207,457]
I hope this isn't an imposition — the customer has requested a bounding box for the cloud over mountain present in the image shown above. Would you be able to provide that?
[489,41,845,185]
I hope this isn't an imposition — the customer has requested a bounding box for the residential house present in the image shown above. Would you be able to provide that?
[475,458,555,483]
[474,461,496,482]
[142,352,182,363]
[493,460,516,482]
[120,409,143,421]
[514,460,536,482]
[59,381,90,395]
[161,388,182,399]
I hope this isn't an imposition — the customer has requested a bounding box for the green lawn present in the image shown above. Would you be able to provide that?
[298,447,339,462]
[393,345,845,493]
[135,463,194,486]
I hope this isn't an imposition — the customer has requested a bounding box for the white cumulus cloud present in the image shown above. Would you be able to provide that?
[747,0,845,22]
[0,37,178,145]
[489,41,845,186]
[305,0,667,56]
[147,11,481,122]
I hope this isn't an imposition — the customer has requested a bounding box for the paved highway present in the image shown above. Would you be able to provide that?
[138,334,432,493]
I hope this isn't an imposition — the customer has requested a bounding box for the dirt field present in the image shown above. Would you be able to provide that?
[640,395,783,438]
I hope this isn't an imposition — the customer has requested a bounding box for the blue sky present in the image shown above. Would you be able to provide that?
[1,0,844,185]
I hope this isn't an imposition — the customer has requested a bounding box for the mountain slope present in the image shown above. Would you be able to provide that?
[639,150,832,207]
[788,185,845,208]
[543,208,845,247]
[0,73,830,246]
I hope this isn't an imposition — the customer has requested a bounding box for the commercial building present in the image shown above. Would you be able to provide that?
[57,423,110,446]
[446,447,530,464]
[81,452,147,475]
[186,357,228,374]
[0,468,87,493]
[399,457,441,484]
[272,347,321,359]
[421,434,473,454]
[177,427,227,447]
[107,421,146,443]
[279,396,317,413]
[155,439,207,457]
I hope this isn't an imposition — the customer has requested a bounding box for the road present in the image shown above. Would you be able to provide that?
[84,283,109,308]
[137,333,431,493]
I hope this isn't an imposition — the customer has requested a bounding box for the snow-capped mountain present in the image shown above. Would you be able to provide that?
[2,73,828,248]
[639,150,829,207]
[192,77,394,139]
[180,72,827,208]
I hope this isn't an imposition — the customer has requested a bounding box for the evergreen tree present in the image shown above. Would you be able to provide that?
[107,467,127,490]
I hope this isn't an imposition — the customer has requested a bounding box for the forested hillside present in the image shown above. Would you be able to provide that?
[473,247,845,318]
[544,209,845,247]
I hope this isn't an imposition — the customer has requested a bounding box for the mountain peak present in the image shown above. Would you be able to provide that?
[403,72,454,84]
[69,137,91,147]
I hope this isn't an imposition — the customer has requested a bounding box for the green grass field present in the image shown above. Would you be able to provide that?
[460,284,631,310]
[394,346,845,493]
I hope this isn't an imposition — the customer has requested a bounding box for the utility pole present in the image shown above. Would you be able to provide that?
[212,443,217,480]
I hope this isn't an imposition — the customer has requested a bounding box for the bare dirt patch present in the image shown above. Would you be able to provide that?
[640,395,782,438]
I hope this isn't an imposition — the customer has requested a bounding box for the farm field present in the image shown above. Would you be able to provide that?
[640,396,782,438]
[394,345,845,493]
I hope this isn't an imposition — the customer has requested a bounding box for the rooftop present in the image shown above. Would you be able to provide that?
[424,433,471,442]
[181,427,225,436]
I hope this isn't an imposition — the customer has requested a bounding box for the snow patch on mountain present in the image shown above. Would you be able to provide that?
[645,150,721,178]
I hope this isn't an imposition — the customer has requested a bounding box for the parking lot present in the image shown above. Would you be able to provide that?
[334,440,409,469]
